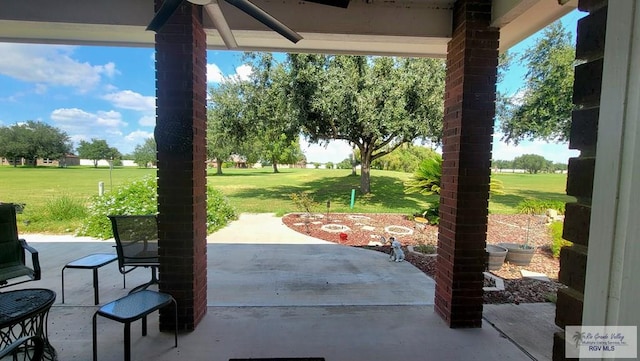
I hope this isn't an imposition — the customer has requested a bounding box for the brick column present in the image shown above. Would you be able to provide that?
[435,0,498,328]
[552,1,606,359]
[154,1,208,331]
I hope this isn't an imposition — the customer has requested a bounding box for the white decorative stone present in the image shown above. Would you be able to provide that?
[361,225,375,231]
[384,225,413,236]
[299,213,324,219]
[521,270,550,282]
[482,272,505,291]
[320,224,351,233]
[348,215,371,221]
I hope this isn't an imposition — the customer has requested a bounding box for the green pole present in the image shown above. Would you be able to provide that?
[350,189,356,209]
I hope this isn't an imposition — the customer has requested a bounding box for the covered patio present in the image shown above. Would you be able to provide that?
[7,215,539,361]
[2,0,639,360]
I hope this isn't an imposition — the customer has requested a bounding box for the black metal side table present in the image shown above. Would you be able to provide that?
[0,289,57,360]
[62,253,118,305]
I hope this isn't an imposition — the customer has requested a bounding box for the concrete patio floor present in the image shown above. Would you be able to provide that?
[3,214,548,361]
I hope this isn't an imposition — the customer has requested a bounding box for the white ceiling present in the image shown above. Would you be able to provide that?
[0,0,577,56]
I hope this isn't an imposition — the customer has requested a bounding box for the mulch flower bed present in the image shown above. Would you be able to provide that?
[281,212,566,304]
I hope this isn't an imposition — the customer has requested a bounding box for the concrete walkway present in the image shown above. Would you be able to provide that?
[484,303,562,361]
[9,213,544,361]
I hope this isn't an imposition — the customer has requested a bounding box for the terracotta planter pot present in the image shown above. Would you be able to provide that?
[499,242,535,266]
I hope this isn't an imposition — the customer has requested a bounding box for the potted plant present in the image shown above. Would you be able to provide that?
[499,213,536,266]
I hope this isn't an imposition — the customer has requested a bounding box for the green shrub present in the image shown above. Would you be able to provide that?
[290,192,317,214]
[336,159,352,169]
[545,292,558,303]
[550,221,572,258]
[325,162,334,169]
[414,243,436,254]
[415,200,440,225]
[404,155,442,196]
[206,187,237,233]
[27,194,87,222]
[78,175,237,239]
[517,199,565,215]
[78,176,158,239]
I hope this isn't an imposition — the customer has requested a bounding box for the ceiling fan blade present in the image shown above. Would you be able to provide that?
[224,0,303,43]
[305,0,350,8]
[147,0,185,32]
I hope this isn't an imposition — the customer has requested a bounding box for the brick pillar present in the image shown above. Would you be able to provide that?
[154,0,208,331]
[434,0,498,328]
[552,1,606,359]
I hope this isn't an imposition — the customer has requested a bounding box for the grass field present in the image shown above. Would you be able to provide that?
[0,165,574,233]
[490,172,574,214]
[207,168,433,215]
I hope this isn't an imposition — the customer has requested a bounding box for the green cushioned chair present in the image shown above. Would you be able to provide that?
[0,203,40,288]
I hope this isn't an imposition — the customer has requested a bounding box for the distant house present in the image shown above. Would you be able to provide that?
[1,154,80,167]
[229,154,247,168]
[38,154,80,167]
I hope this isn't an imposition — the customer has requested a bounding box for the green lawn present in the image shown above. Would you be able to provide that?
[0,165,574,233]
[0,166,156,232]
[0,166,156,206]
[207,167,433,215]
[491,173,574,214]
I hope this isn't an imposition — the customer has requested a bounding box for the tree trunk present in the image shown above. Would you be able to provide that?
[360,153,371,194]
[93,159,98,168]
[350,148,357,176]
[272,162,279,173]
[216,159,223,175]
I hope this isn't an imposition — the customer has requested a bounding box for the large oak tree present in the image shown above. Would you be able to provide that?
[243,53,304,173]
[498,21,575,144]
[0,121,70,166]
[77,139,120,168]
[288,54,445,194]
[207,79,253,175]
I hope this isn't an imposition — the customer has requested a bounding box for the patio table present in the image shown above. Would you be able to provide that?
[61,253,118,305]
[0,288,57,360]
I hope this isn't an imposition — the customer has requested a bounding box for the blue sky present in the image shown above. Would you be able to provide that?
[0,10,584,163]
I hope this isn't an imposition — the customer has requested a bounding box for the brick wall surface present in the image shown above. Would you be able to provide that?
[154,0,208,332]
[435,0,498,328]
[553,0,607,359]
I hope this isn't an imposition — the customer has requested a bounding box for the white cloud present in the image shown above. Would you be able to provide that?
[0,43,117,92]
[124,130,154,144]
[103,90,155,112]
[300,138,353,163]
[50,107,156,154]
[232,64,252,82]
[492,132,579,164]
[69,134,90,146]
[34,84,47,95]
[138,115,156,127]
[207,63,253,84]
[51,108,127,134]
[207,63,224,83]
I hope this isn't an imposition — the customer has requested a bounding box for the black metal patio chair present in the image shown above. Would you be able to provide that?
[0,203,40,288]
[107,215,159,293]
[0,335,45,361]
